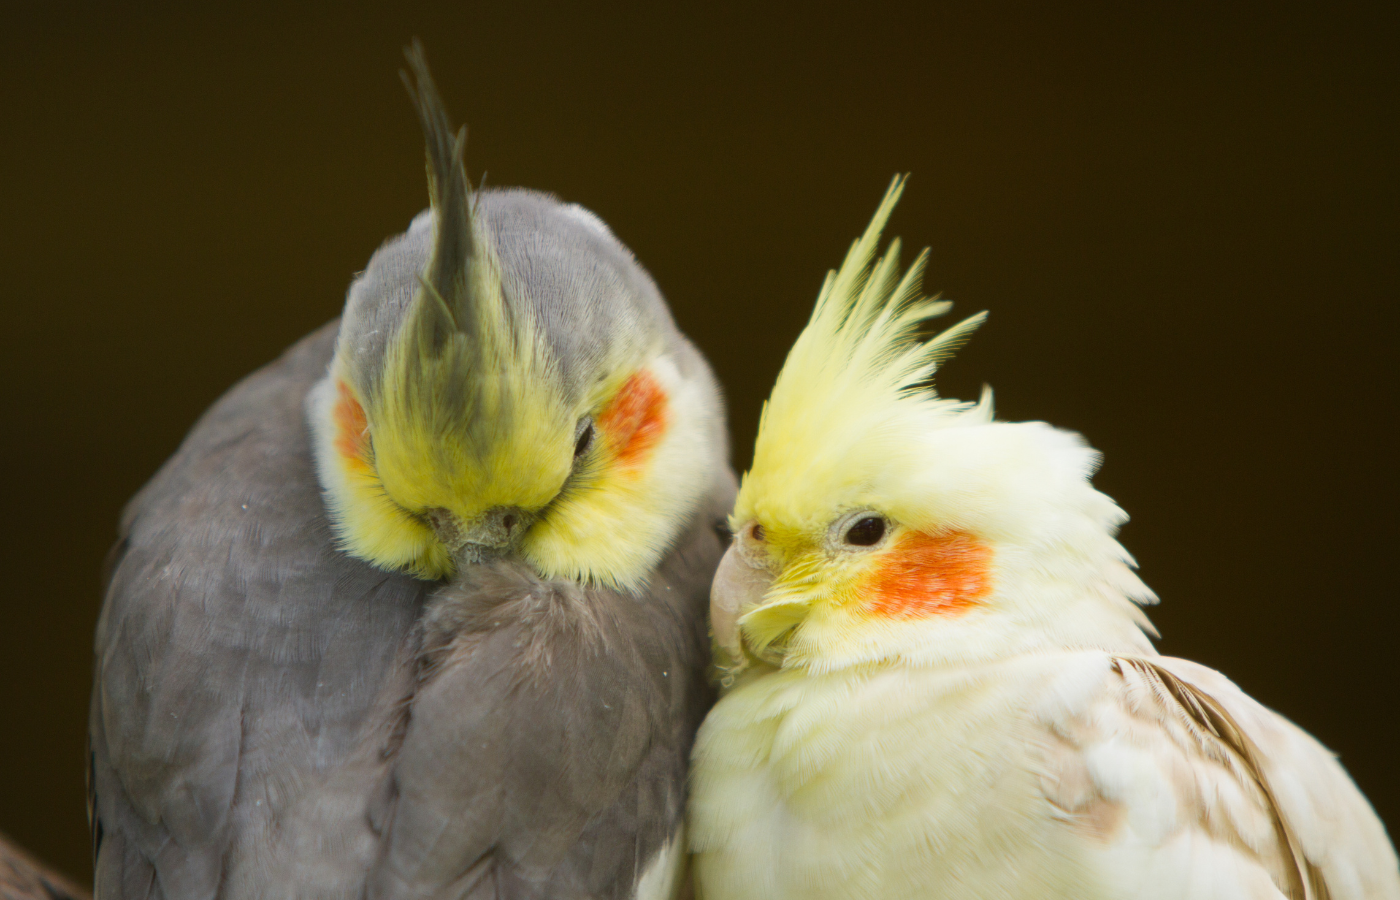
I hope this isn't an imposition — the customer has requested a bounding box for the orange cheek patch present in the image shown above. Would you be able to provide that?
[863,531,993,619]
[598,369,669,469]
[332,380,373,472]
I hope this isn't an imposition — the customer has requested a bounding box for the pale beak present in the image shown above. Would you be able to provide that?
[710,541,775,661]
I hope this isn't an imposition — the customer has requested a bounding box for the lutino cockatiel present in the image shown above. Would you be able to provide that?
[689,178,1399,900]
[89,48,735,899]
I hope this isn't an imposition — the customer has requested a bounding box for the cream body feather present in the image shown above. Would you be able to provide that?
[689,178,1398,899]
[693,650,1397,899]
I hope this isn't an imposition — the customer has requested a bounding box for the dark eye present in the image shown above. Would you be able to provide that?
[750,523,766,542]
[573,420,595,459]
[844,516,886,546]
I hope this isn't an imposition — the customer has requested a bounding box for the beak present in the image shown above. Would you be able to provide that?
[426,506,535,567]
[710,541,775,662]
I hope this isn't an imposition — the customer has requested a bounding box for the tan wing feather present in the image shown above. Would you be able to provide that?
[1034,653,1397,899]
[1117,657,1322,900]
[1148,656,1400,900]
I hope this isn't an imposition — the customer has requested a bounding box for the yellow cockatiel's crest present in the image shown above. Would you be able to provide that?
[738,176,988,540]
[733,177,987,646]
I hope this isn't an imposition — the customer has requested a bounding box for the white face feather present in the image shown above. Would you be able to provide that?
[829,420,1158,668]
[719,178,1158,675]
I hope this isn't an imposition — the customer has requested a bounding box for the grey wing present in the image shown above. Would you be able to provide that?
[368,486,732,900]
[90,322,432,900]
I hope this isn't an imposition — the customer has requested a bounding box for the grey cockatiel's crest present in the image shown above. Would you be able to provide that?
[89,46,735,900]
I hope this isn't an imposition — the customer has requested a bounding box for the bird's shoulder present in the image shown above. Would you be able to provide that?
[1029,651,1400,900]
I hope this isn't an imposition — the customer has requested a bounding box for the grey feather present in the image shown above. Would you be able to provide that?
[339,189,685,413]
[400,40,476,352]
[370,518,725,899]
[339,51,684,425]
[91,324,430,899]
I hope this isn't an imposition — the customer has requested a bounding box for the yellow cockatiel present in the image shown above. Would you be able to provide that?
[689,178,1400,899]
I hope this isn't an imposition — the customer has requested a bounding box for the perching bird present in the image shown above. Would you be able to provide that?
[689,178,1399,899]
[89,49,734,899]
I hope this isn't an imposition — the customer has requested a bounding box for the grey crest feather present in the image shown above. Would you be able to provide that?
[337,50,688,423]
[400,42,476,354]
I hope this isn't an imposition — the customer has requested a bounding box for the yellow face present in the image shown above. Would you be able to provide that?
[317,351,696,589]
[714,495,996,671]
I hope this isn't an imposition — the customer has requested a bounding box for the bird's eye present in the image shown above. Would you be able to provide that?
[844,516,886,547]
[573,420,595,459]
[750,523,765,542]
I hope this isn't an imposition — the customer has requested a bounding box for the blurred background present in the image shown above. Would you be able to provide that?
[2,1,1396,885]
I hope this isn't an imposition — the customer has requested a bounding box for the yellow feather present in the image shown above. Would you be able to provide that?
[368,250,573,533]
[723,179,1159,674]
[736,176,986,539]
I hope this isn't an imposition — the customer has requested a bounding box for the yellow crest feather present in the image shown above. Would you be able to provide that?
[735,176,989,535]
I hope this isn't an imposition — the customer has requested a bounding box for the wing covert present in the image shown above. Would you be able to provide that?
[1034,652,1399,900]
[1149,657,1400,900]
[90,323,432,899]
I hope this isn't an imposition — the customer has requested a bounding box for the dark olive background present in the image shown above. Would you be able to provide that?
[2,1,1396,885]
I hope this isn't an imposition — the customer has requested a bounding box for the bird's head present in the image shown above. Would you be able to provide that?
[713,178,1156,677]
[308,50,726,589]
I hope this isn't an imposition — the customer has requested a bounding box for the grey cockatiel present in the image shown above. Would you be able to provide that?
[89,49,735,899]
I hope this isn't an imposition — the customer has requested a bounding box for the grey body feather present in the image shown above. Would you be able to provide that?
[90,190,735,898]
